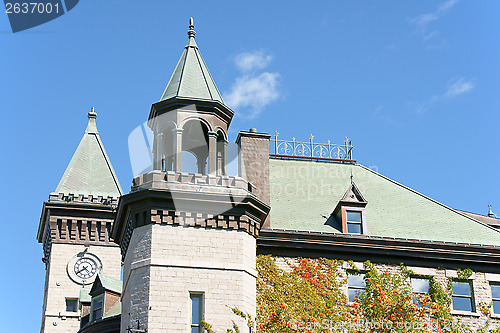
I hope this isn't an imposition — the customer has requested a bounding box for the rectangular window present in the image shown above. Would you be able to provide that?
[91,295,104,321]
[190,293,203,333]
[346,211,362,234]
[347,273,365,302]
[491,283,500,314]
[452,281,474,312]
[65,298,78,312]
[411,277,430,306]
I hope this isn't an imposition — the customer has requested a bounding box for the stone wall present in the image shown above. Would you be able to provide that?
[274,257,500,331]
[121,223,256,332]
[42,243,121,333]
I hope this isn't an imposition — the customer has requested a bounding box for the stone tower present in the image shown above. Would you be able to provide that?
[37,109,123,333]
[112,19,270,332]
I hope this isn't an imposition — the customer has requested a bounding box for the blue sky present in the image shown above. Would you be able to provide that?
[1,1,499,331]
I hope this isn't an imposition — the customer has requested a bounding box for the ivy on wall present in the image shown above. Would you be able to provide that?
[202,255,500,333]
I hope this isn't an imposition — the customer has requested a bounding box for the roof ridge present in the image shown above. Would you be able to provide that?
[93,133,123,196]
[194,47,212,100]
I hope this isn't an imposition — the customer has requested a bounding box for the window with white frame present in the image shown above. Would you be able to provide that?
[346,211,363,234]
[347,273,365,302]
[491,283,500,314]
[190,293,203,333]
[451,281,474,312]
[411,277,430,306]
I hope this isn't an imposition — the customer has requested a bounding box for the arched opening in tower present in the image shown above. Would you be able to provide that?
[160,123,176,172]
[182,119,209,174]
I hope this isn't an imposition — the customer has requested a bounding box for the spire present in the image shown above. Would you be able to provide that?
[160,18,224,103]
[54,108,123,198]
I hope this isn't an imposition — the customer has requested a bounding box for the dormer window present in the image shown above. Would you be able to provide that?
[346,210,363,234]
[333,182,368,235]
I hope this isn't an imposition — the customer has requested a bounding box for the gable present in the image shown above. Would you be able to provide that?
[269,159,500,246]
[89,275,104,296]
[340,182,367,204]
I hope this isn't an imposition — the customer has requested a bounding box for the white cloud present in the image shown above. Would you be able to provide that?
[444,77,474,98]
[408,0,457,31]
[224,50,281,118]
[224,72,280,119]
[234,51,273,73]
[417,77,475,114]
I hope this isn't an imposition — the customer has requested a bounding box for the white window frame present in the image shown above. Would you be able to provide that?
[451,280,475,312]
[347,272,366,302]
[491,283,500,315]
[411,277,430,306]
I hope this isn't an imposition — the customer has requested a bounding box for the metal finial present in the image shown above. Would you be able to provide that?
[88,107,97,119]
[488,204,495,218]
[188,17,196,38]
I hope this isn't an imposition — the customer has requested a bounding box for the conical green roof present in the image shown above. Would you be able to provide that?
[54,110,122,198]
[160,18,223,103]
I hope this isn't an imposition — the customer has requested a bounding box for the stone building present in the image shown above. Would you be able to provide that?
[37,19,500,333]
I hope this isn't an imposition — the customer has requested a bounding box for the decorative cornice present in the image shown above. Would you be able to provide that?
[148,96,234,129]
[257,229,500,273]
[48,193,119,205]
[112,188,270,258]
[37,199,118,246]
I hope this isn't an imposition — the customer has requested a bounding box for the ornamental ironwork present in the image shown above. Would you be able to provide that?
[270,132,354,162]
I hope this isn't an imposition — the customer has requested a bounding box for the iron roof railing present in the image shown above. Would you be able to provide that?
[270,132,355,163]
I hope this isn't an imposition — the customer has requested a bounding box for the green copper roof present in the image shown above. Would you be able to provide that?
[91,274,122,295]
[269,159,500,246]
[79,285,92,303]
[160,18,223,103]
[103,301,121,318]
[54,110,123,198]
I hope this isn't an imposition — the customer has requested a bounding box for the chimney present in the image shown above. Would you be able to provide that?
[236,129,271,228]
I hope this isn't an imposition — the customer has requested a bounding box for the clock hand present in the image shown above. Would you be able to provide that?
[76,265,89,275]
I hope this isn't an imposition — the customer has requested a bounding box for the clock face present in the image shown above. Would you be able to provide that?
[73,257,98,280]
[67,251,102,284]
